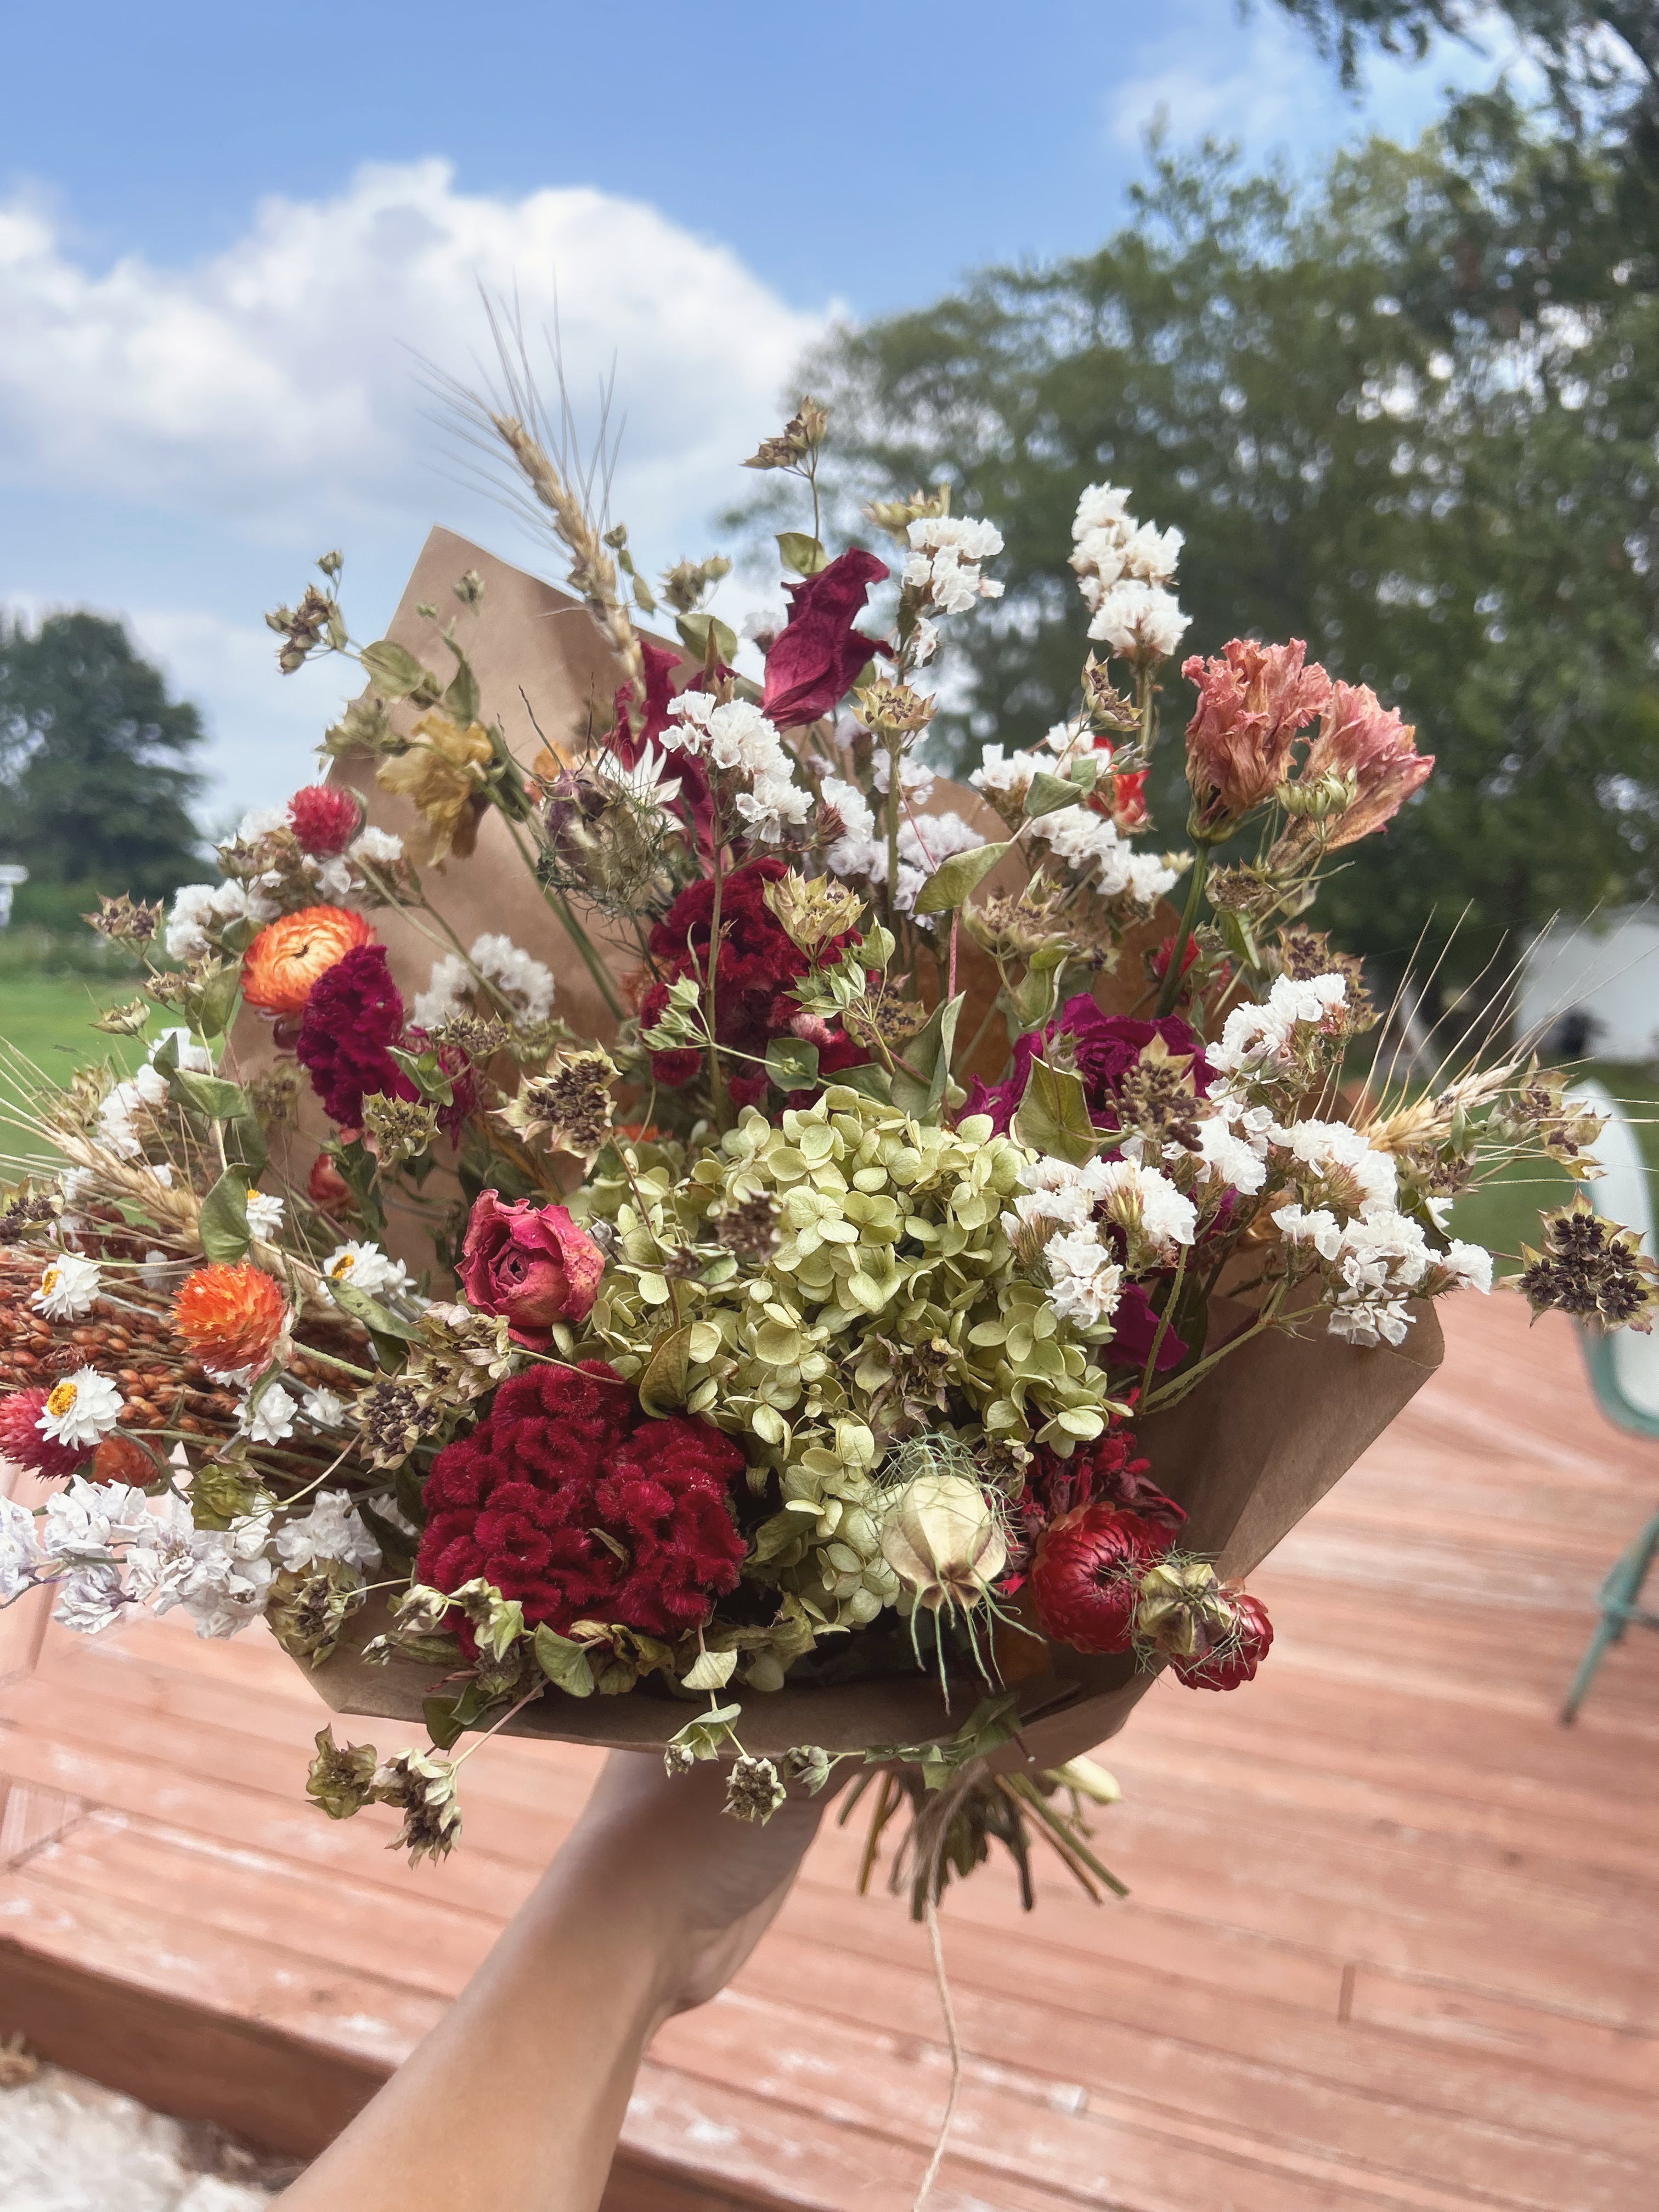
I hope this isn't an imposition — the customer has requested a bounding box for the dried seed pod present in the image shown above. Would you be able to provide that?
[881,1472,1007,1613]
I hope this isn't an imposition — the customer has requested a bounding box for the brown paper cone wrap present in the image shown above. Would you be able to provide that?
[257,531,1446,1763]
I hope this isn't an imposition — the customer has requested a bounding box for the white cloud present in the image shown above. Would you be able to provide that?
[0,159,835,818]
[1107,5,1533,160]
[0,159,830,541]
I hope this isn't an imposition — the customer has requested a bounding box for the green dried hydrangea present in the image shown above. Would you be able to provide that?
[567,1085,1119,1636]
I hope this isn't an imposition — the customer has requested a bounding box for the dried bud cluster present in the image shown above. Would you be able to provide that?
[360,1092,440,1170]
[1519,1195,1659,1330]
[743,398,829,472]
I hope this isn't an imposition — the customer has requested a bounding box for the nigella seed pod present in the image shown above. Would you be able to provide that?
[880,1472,1007,1613]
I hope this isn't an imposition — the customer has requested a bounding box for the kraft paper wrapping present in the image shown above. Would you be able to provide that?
[256,529,1447,1763]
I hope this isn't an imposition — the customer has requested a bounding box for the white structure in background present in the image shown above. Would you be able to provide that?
[1567,1076,1659,1423]
[1520,907,1659,1063]
[0,864,26,927]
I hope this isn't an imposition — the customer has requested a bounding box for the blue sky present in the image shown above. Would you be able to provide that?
[1,0,1516,826]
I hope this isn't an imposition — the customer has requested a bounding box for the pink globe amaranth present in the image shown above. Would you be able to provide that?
[459,1192,605,1347]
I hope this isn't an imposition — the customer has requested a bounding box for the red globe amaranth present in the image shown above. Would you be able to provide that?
[639,856,866,1108]
[459,1192,604,1346]
[0,1388,86,1481]
[1172,1590,1273,1691]
[962,994,1210,1141]
[286,784,363,856]
[416,1359,747,1645]
[761,549,889,729]
[295,943,413,1130]
[1028,1503,1177,1656]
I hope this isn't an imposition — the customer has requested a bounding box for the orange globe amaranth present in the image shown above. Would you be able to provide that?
[241,905,373,1017]
[173,1262,289,1377]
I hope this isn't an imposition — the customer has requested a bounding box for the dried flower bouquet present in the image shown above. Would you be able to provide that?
[2,381,1650,1906]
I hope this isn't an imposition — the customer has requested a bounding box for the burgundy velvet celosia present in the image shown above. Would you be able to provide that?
[760,549,889,728]
[295,943,412,1131]
[1026,1502,1177,1656]
[961,995,1210,1141]
[416,1359,747,1646]
[640,855,866,1107]
[0,1388,86,1481]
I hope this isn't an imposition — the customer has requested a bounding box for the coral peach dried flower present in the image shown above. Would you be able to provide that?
[173,1262,290,1379]
[1181,639,1332,831]
[241,905,373,1017]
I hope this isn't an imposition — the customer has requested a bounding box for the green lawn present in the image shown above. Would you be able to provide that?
[0,972,152,1166]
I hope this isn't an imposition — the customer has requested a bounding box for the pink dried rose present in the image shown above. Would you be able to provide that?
[1181,639,1332,831]
[459,1192,605,1346]
[1299,680,1434,847]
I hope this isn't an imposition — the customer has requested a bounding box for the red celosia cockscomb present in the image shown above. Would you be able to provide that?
[241,905,373,1018]
[1172,1589,1274,1691]
[1181,639,1332,832]
[294,942,414,1131]
[639,856,866,1109]
[416,1359,747,1645]
[286,785,363,857]
[1028,1503,1177,1655]
[1298,681,1434,848]
[0,1388,86,1480]
[761,548,889,729]
[173,1262,289,1378]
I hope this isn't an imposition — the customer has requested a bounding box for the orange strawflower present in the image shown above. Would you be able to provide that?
[241,905,373,1017]
[173,1262,290,1378]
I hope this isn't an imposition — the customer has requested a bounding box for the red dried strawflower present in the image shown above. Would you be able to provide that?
[639,856,866,1108]
[417,1361,747,1646]
[173,1262,289,1378]
[0,1387,86,1480]
[1006,1425,1181,1592]
[1028,1503,1176,1656]
[287,784,363,857]
[1172,1590,1273,1691]
[307,1153,352,1214]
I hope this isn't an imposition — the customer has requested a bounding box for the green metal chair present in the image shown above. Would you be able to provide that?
[1559,1079,1659,1724]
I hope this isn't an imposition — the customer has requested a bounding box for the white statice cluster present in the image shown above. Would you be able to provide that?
[240,1381,299,1443]
[662,693,810,843]
[1011,1152,1195,1278]
[1045,1226,1125,1330]
[274,1488,381,1573]
[323,1240,410,1297]
[1028,804,1180,909]
[1267,1114,1493,1345]
[96,1029,215,1161]
[972,744,1178,910]
[413,932,555,1029]
[165,878,279,963]
[1180,1097,1277,1197]
[24,1471,384,1643]
[1207,972,1350,1083]
[1069,484,1188,663]
[1279,1204,1492,1347]
[828,809,984,922]
[903,516,1004,665]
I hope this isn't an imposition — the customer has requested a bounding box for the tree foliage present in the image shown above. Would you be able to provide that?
[781,111,1657,981]
[0,612,206,896]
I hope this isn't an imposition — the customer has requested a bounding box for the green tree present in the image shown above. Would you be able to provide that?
[780,119,1658,984]
[0,611,206,896]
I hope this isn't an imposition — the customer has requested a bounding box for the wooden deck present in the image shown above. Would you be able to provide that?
[2,1292,1656,2210]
